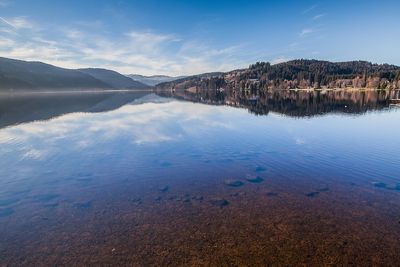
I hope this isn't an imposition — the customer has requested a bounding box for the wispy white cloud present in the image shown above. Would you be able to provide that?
[302,5,317,14]
[312,14,325,20]
[0,16,247,76]
[299,28,314,37]
[0,16,33,29]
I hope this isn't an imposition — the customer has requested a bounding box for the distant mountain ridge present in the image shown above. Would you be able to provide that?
[127,74,186,86]
[0,57,148,91]
[2,57,400,92]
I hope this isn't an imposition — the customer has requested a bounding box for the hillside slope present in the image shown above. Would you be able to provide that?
[0,57,112,91]
[79,68,149,89]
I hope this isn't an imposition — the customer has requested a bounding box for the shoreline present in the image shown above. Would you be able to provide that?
[0,89,155,97]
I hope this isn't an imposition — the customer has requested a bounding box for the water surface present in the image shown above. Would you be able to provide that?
[0,91,400,266]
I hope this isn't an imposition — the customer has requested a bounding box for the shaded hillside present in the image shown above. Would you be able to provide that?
[0,57,112,91]
[157,60,400,92]
[79,68,148,89]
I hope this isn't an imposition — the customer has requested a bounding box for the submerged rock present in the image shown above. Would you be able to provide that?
[372,182,387,188]
[210,199,230,208]
[224,179,244,187]
[245,175,264,183]
[130,197,142,204]
[305,191,320,197]
[192,195,204,201]
[386,183,400,191]
[372,181,400,191]
[159,186,169,193]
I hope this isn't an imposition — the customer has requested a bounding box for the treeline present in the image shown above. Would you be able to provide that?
[245,60,400,89]
[157,59,400,92]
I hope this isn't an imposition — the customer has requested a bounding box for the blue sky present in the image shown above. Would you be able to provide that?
[0,0,399,76]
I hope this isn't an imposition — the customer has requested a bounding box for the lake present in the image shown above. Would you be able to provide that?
[0,90,400,265]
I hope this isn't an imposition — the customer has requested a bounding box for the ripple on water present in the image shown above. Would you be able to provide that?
[73,201,92,209]
[0,198,19,206]
[33,194,60,202]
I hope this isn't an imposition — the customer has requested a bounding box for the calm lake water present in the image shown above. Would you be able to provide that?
[0,90,400,266]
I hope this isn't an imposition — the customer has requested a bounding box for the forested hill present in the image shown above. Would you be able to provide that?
[157,60,400,91]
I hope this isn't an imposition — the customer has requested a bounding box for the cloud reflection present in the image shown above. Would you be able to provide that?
[0,96,237,161]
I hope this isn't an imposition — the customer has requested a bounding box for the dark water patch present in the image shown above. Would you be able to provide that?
[328,155,340,160]
[73,201,92,209]
[33,194,60,202]
[372,182,387,188]
[0,198,19,206]
[76,177,93,187]
[224,179,244,187]
[0,207,14,217]
[372,182,400,191]
[255,166,267,172]
[305,191,320,197]
[210,199,230,208]
[167,196,177,201]
[159,186,169,193]
[266,192,278,197]
[159,161,172,167]
[75,172,93,180]
[386,183,400,191]
[318,187,330,192]
[245,175,264,183]
[155,196,162,202]
[220,158,234,163]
